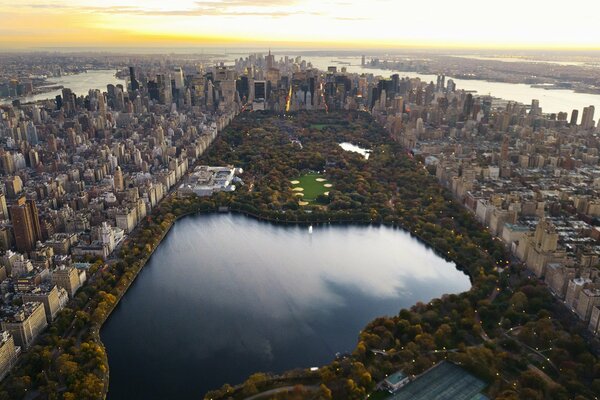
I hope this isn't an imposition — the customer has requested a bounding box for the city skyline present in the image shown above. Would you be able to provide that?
[2,0,600,50]
[1,2,600,397]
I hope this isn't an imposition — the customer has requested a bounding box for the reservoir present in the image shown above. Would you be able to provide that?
[101,213,470,399]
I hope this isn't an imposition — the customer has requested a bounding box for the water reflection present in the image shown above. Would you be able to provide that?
[102,213,470,400]
[339,142,371,159]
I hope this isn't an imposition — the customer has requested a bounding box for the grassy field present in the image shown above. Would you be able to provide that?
[291,173,330,203]
[310,123,342,131]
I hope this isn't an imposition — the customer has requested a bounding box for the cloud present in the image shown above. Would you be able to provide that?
[13,1,316,18]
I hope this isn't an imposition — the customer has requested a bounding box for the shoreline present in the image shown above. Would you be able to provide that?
[361,65,600,97]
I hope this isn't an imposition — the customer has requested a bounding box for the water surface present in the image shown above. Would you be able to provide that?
[305,56,600,120]
[339,142,371,159]
[5,70,124,104]
[101,213,470,399]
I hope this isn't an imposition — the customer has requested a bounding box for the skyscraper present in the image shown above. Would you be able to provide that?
[25,122,38,145]
[530,99,541,116]
[501,136,509,161]
[173,67,185,90]
[129,66,140,92]
[10,196,42,253]
[582,106,595,130]
[266,50,275,70]
[114,166,124,192]
[570,109,579,126]
[157,74,172,105]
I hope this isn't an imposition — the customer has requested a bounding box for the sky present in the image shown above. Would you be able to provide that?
[1,0,599,50]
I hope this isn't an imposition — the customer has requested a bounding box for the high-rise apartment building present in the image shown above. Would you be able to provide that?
[0,302,47,349]
[4,176,22,199]
[10,196,42,253]
[0,331,18,381]
[51,266,83,298]
[114,166,124,192]
[570,109,579,126]
[21,285,68,323]
[582,105,595,130]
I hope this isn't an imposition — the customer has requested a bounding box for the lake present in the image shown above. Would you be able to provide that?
[339,142,371,159]
[101,213,470,399]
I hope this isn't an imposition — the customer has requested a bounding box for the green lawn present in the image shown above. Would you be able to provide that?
[310,123,342,131]
[291,173,331,203]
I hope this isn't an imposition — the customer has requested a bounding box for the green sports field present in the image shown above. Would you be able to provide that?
[290,173,331,204]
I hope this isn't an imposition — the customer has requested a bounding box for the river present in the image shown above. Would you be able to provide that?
[2,70,124,104]
[303,55,600,120]
[101,213,470,399]
[5,57,599,123]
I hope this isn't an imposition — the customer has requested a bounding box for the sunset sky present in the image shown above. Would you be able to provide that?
[1,0,599,50]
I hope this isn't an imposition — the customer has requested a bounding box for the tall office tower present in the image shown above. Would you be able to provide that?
[446,79,456,92]
[581,106,595,130]
[236,76,250,102]
[530,99,541,116]
[25,122,38,145]
[254,81,266,100]
[129,67,140,92]
[570,109,579,126]
[98,92,107,116]
[10,196,42,253]
[206,80,215,108]
[32,107,41,124]
[392,96,404,114]
[54,95,62,110]
[266,50,275,70]
[501,136,509,161]
[462,93,474,119]
[107,84,116,107]
[28,149,39,168]
[252,81,267,110]
[114,166,124,192]
[61,88,75,115]
[436,74,445,92]
[0,193,7,220]
[361,55,366,66]
[47,134,57,153]
[157,74,172,105]
[147,80,160,102]
[0,152,15,175]
[173,67,185,90]
[4,176,22,199]
[379,89,387,109]
[114,86,125,111]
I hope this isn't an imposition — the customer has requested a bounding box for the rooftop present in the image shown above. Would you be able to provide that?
[385,371,408,385]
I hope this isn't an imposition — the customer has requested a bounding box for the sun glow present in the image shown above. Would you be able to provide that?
[1,0,600,50]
